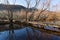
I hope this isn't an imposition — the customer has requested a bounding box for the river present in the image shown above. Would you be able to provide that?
[0,27,60,40]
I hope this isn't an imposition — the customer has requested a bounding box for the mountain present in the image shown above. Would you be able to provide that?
[0,4,27,11]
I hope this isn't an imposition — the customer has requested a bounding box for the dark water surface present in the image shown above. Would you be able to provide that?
[0,27,60,40]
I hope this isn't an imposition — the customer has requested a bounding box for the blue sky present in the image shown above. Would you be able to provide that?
[0,0,60,12]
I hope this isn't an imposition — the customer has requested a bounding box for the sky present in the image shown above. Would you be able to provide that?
[0,0,60,12]
[50,0,60,11]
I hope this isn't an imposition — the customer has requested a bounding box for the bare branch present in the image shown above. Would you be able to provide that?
[24,0,31,21]
[25,0,31,8]
[36,0,51,21]
[33,0,41,8]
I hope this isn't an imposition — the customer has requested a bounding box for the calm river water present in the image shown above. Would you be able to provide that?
[0,27,60,40]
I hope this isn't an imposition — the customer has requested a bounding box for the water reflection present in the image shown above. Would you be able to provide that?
[0,27,60,40]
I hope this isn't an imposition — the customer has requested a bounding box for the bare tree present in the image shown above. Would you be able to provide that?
[24,0,41,40]
[24,0,51,22]
[36,0,51,21]
[25,0,31,21]
[25,0,40,21]
[4,0,17,40]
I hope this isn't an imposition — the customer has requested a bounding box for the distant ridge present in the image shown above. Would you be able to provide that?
[0,4,38,12]
[0,4,27,11]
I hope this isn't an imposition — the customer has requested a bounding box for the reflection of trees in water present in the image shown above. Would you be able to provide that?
[26,28,31,40]
[6,27,16,40]
[26,27,41,40]
[25,28,52,40]
[32,29,38,40]
[8,22,16,40]
[8,30,16,40]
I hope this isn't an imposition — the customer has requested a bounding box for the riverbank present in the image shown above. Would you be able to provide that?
[0,21,60,36]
